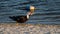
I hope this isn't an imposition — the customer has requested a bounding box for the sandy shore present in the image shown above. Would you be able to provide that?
[0,23,60,34]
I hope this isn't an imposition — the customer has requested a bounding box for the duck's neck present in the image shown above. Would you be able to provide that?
[27,12,33,19]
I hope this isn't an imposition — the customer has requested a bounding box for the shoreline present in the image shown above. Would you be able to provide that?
[0,23,60,28]
[0,23,60,34]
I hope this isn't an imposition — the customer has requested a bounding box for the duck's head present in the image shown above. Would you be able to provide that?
[30,6,35,12]
[26,5,35,12]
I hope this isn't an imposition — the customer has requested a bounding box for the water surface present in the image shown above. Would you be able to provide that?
[0,0,60,24]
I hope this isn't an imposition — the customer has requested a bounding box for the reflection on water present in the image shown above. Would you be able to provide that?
[0,0,60,24]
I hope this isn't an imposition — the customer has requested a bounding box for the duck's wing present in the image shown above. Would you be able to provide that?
[9,16,28,23]
[9,16,20,21]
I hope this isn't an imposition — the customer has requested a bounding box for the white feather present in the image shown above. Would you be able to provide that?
[27,14,29,19]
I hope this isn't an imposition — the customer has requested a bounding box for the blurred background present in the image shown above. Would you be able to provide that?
[0,0,60,24]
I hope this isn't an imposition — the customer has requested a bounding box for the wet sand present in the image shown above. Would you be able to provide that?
[0,23,60,34]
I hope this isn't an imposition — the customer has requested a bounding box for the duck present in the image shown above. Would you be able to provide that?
[9,14,30,23]
[9,5,35,23]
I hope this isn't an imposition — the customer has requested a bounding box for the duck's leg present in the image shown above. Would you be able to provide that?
[16,21,19,26]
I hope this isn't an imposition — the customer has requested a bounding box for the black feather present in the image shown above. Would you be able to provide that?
[9,16,28,23]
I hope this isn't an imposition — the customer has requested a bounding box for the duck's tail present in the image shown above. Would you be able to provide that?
[9,16,18,21]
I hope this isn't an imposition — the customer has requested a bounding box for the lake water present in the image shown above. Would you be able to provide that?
[0,0,60,24]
